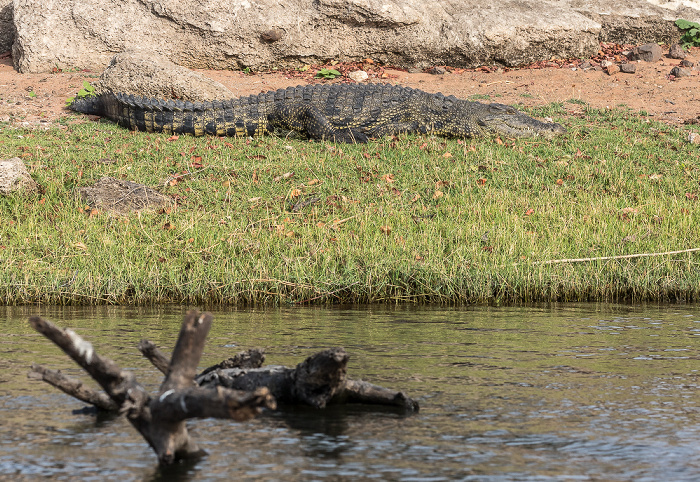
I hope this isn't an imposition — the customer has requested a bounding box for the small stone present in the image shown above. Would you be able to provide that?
[670,66,693,78]
[348,70,369,82]
[600,60,613,68]
[260,29,284,42]
[689,132,700,145]
[407,68,423,74]
[680,59,694,68]
[580,60,592,70]
[0,157,39,195]
[605,63,620,75]
[628,43,663,62]
[668,43,686,59]
[427,66,447,75]
[620,63,637,73]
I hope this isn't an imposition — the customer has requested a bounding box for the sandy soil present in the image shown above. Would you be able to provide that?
[0,45,698,129]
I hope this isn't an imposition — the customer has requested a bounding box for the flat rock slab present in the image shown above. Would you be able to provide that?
[0,157,38,195]
[11,0,700,73]
[77,176,173,215]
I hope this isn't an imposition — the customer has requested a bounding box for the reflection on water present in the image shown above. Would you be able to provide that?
[2,304,700,480]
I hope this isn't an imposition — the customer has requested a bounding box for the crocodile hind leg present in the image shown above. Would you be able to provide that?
[268,103,369,143]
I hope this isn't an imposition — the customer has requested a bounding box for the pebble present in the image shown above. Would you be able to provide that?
[670,66,693,78]
[689,132,700,145]
[628,43,663,63]
[427,66,447,75]
[605,63,620,75]
[348,70,369,82]
[620,63,636,73]
[668,43,686,59]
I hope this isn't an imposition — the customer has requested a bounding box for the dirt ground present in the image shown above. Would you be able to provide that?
[0,45,698,129]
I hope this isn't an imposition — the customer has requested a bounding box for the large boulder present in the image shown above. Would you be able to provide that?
[0,0,11,53]
[94,50,234,101]
[11,0,700,74]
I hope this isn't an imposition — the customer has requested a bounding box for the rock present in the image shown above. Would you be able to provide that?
[0,157,38,195]
[627,43,663,62]
[427,66,447,75]
[670,66,693,78]
[77,176,173,215]
[668,43,687,59]
[9,0,603,73]
[93,51,234,101]
[260,29,284,43]
[600,59,613,68]
[680,59,694,68]
[689,132,700,145]
[347,70,368,82]
[620,63,637,73]
[0,0,12,53]
[605,63,620,75]
[10,0,700,73]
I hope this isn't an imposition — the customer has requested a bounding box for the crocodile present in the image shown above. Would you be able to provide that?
[69,83,566,143]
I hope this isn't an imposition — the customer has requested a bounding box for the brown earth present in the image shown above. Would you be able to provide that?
[0,44,699,130]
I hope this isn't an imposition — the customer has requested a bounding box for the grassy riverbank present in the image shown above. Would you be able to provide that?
[1,104,699,304]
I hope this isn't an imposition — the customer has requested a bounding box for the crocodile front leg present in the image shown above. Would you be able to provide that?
[268,103,369,143]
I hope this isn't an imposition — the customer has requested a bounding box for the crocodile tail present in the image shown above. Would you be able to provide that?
[69,95,105,115]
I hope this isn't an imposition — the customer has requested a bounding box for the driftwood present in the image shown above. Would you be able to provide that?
[28,310,419,465]
[28,311,275,465]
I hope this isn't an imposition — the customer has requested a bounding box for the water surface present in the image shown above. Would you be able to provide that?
[2,304,700,480]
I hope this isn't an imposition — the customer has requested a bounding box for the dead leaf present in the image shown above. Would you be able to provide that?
[290,188,302,198]
[381,173,395,184]
[274,172,294,182]
[556,179,564,185]
[686,192,698,201]
[248,197,262,202]
[167,135,179,141]
[74,242,88,251]
[433,190,444,199]
[163,222,175,230]
[380,225,392,235]
[524,208,535,216]
[442,152,452,158]
[411,194,421,202]
[477,178,487,186]
[307,178,322,186]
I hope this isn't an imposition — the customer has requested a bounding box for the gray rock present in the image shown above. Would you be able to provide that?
[681,59,694,68]
[93,51,234,101]
[670,66,693,78]
[427,66,447,75]
[620,63,637,73]
[10,0,700,74]
[0,157,38,195]
[668,43,687,59]
[0,0,12,53]
[77,176,173,215]
[627,43,663,62]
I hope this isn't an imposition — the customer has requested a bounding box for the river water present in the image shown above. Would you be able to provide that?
[2,304,700,481]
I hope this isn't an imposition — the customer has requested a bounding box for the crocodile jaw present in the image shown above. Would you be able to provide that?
[477,103,566,138]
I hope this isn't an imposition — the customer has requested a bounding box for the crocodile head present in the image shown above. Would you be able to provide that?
[475,103,566,138]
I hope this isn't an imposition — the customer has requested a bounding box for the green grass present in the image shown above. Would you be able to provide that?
[1,106,700,305]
